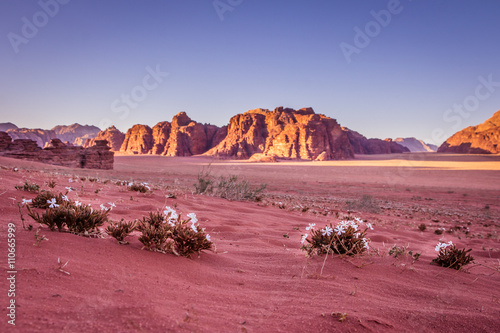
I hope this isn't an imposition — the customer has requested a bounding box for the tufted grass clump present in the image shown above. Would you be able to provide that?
[137,207,212,257]
[106,219,137,244]
[301,217,371,257]
[432,241,474,270]
[195,170,266,202]
[15,181,40,193]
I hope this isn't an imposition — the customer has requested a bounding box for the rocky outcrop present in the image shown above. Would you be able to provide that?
[394,137,437,152]
[438,110,500,154]
[120,112,226,156]
[84,126,125,152]
[343,128,410,154]
[205,107,355,160]
[120,125,154,154]
[52,123,100,145]
[0,132,113,169]
[0,122,18,132]
[6,128,56,148]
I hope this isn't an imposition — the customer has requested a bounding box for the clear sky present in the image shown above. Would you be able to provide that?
[1,0,499,145]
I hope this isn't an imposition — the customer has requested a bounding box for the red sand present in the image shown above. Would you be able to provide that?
[1,154,499,332]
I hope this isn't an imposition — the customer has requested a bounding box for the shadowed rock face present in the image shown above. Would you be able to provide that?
[205,107,356,160]
[0,133,114,169]
[343,128,410,155]
[84,126,125,152]
[5,124,100,148]
[438,110,500,154]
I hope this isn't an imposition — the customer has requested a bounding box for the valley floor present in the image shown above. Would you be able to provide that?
[0,153,499,332]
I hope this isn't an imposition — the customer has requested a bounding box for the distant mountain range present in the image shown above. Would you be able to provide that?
[0,123,100,148]
[4,108,498,158]
[394,138,437,152]
[438,110,500,154]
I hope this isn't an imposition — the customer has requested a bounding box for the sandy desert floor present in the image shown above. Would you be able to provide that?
[1,153,499,332]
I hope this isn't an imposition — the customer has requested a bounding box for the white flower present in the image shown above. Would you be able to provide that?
[108,202,116,209]
[65,187,73,192]
[167,221,175,227]
[334,225,345,235]
[47,198,59,208]
[305,223,315,231]
[322,226,333,237]
[187,213,198,224]
[128,182,133,187]
[301,234,308,244]
[435,241,453,252]
[362,238,369,249]
[75,201,81,207]
[191,223,198,233]
[100,204,108,211]
[354,217,363,224]
[68,178,73,183]
[21,198,32,206]
[61,195,69,202]
[366,223,373,230]
[206,234,211,242]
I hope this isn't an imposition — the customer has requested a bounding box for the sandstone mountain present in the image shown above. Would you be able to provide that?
[84,126,125,152]
[120,112,226,156]
[52,123,100,146]
[394,137,437,152]
[342,128,410,155]
[205,107,355,160]
[6,123,100,148]
[438,110,500,154]
[0,122,18,132]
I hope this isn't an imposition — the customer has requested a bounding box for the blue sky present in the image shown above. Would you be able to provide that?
[1,0,499,145]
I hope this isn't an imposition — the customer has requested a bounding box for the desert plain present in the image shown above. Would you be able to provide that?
[1,153,499,332]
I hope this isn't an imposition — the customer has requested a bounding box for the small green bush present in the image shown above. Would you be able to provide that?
[15,181,40,193]
[194,171,266,201]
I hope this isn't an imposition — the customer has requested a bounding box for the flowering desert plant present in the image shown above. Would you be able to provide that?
[137,207,212,257]
[31,191,66,209]
[15,180,40,192]
[301,217,371,257]
[26,193,109,235]
[432,241,474,270]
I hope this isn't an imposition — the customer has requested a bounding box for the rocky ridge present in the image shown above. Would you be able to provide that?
[438,110,500,154]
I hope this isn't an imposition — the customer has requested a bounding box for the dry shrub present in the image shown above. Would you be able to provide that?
[432,242,474,270]
[106,220,137,244]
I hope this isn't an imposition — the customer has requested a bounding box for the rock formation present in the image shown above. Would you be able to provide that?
[342,128,410,154]
[120,112,226,156]
[52,123,100,145]
[438,110,500,154]
[0,122,18,132]
[84,126,125,152]
[0,132,113,169]
[120,124,154,154]
[6,123,100,148]
[394,137,437,152]
[205,107,355,160]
